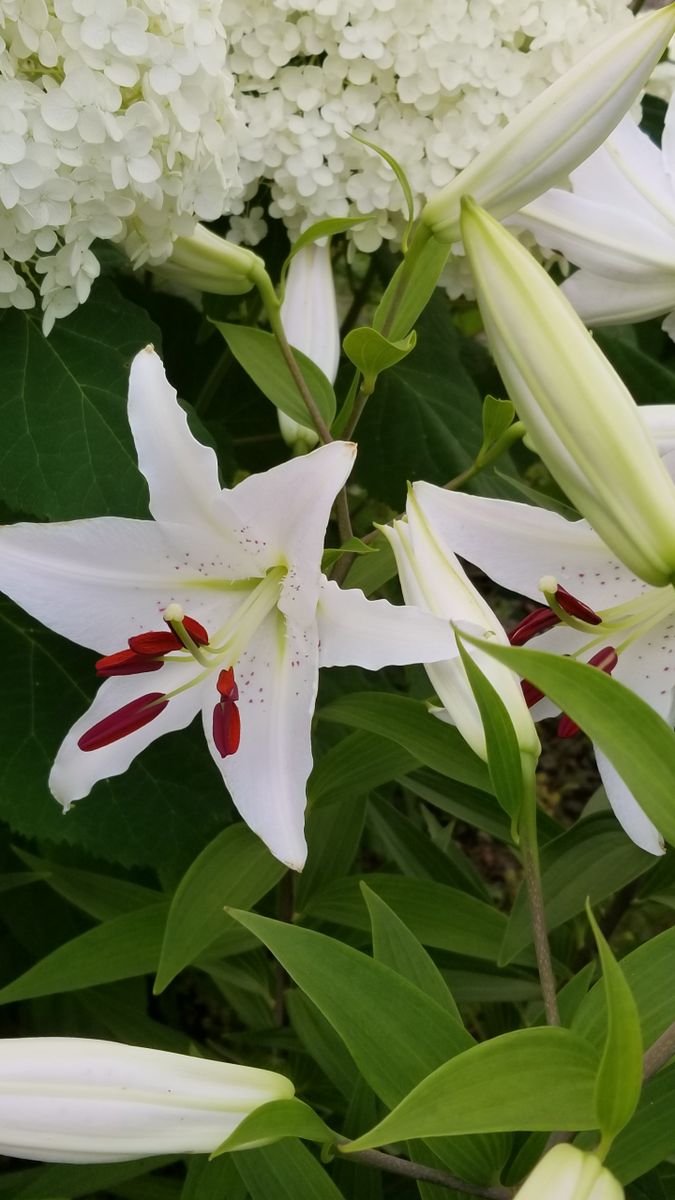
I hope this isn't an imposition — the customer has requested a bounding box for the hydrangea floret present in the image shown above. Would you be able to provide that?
[0,1037,293,1163]
[0,1,246,332]
[0,347,455,870]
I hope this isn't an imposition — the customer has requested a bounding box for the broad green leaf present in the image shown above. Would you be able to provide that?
[404,768,561,843]
[587,904,643,1142]
[500,815,654,964]
[573,927,675,1049]
[345,1028,600,1150]
[457,639,675,847]
[456,633,528,835]
[372,239,450,341]
[0,279,156,520]
[182,1155,248,1200]
[308,729,418,807]
[361,883,460,1017]
[154,823,284,993]
[318,693,491,792]
[0,901,168,1004]
[343,327,417,381]
[332,1079,383,1200]
[234,1139,346,1200]
[344,534,397,596]
[76,981,191,1053]
[12,846,160,921]
[606,1064,675,1184]
[481,395,516,451]
[0,598,232,874]
[213,322,336,429]
[305,874,509,962]
[357,291,516,508]
[214,1098,336,1155]
[596,330,675,408]
[447,967,540,1005]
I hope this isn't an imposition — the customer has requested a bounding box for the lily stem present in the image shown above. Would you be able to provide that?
[342,1148,513,1198]
[643,1019,675,1082]
[520,805,560,1027]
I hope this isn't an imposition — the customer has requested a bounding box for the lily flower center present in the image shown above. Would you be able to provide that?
[510,575,675,737]
[80,567,286,757]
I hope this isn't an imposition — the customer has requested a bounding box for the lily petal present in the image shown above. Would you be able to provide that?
[227,441,356,627]
[49,665,203,808]
[316,577,454,669]
[594,749,665,856]
[129,347,236,532]
[562,269,675,326]
[574,117,675,234]
[0,517,254,654]
[412,485,645,612]
[641,405,675,456]
[202,611,318,870]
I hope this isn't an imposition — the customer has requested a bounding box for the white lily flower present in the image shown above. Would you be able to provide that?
[0,348,455,871]
[156,223,266,295]
[420,3,675,244]
[279,240,340,454]
[460,198,675,589]
[515,1145,623,1200]
[381,487,540,766]
[519,102,675,340]
[0,1037,293,1163]
[412,436,675,854]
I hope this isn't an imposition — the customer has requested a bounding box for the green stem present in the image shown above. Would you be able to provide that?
[520,803,560,1027]
[341,1148,513,1198]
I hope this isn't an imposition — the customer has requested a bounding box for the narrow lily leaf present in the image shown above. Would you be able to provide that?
[304,874,510,962]
[367,791,488,896]
[183,1155,247,1200]
[286,991,359,1101]
[455,631,529,836]
[361,883,461,1018]
[212,322,336,429]
[344,1028,600,1151]
[343,327,417,381]
[12,846,160,922]
[457,637,675,846]
[308,729,418,807]
[154,823,285,993]
[606,1064,675,1185]
[0,902,169,1005]
[318,693,492,792]
[586,903,643,1142]
[234,1139,346,1200]
[213,1099,336,1156]
[0,1158,178,1200]
[0,871,46,894]
[372,238,450,341]
[351,134,415,252]
[500,815,654,964]
[281,216,373,285]
[321,537,379,573]
[296,793,366,908]
[574,926,675,1050]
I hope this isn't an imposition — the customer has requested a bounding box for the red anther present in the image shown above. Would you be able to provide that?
[95,649,164,677]
[557,714,580,739]
[183,615,209,645]
[213,698,241,758]
[521,679,545,708]
[555,584,601,626]
[128,630,182,656]
[509,608,560,646]
[78,693,168,751]
[216,667,239,701]
[588,646,619,674]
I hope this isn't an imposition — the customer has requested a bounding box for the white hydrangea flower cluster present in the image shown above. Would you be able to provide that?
[0,0,245,333]
[225,0,633,254]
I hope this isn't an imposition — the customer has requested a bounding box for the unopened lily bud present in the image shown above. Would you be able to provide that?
[460,198,675,587]
[156,223,266,295]
[421,4,675,243]
[0,1037,294,1163]
[279,240,340,454]
[516,1145,623,1200]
